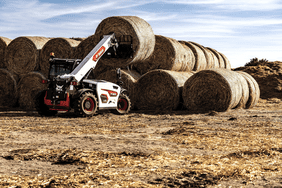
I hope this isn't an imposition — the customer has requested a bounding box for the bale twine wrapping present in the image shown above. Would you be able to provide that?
[17,72,48,110]
[0,69,17,107]
[183,69,246,112]
[134,35,195,74]
[6,36,49,76]
[40,38,80,77]
[219,52,231,69]
[179,41,206,71]
[207,47,225,68]
[236,71,260,108]
[135,70,195,111]
[94,16,155,67]
[95,69,141,108]
[0,37,12,68]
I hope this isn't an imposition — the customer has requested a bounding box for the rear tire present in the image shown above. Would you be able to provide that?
[112,93,131,114]
[35,90,57,116]
[74,92,98,117]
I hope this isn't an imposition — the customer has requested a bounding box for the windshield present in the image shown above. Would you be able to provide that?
[49,64,73,79]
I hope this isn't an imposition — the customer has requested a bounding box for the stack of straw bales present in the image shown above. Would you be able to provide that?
[0,15,258,113]
[182,69,260,112]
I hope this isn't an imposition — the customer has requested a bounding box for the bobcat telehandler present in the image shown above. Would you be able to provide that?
[36,33,133,117]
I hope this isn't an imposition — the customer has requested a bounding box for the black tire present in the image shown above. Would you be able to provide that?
[35,90,57,116]
[112,93,131,114]
[74,92,98,117]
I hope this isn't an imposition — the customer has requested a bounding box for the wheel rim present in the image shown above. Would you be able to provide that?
[118,98,128,111]
[84,97,95,112]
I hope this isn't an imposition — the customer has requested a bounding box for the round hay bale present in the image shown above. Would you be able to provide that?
[17,72,48,110]
[95,69,141,108]
[6,36,49,76]
[94,16,155,67]
[179,41,206,71]
[0,69,17,107]
[183,69,245,112]
[134,35,195,74]
[236,71,260,108]
[40,38,80,77]
[207,47,225,68]
[219,52,231,69]
[135,70,195,111]
[205,47,219,68]
[0,37,12,68]
[189,42,215,69]
[234,71,249,109]
[74,34,99,60]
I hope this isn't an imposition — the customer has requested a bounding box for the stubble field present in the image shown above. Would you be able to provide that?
[1,98,282,187]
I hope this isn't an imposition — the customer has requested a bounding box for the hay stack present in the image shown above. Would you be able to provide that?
[17,72,48,110]
[236,71,260,108]
[183,69,248,112]
[179,41,206,71]
[134,35,195,74]
[40,38,80,77]
[135,70,194,111]
[189,42,214,69]
[6,36,49,75]
[95,69,141,108]
[0,37,12,68]
[94,16,155,67]
[219,52,231,69]
[0,69,17,107]
[207,47,225,68]
[205,47,219,68]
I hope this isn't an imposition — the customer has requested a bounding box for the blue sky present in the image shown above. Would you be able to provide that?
[1,0,282,68]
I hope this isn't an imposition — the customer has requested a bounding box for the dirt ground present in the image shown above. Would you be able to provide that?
[1,98,282,187]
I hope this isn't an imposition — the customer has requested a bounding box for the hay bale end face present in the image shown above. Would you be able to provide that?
[179,41,206,71]
[236,71,260,108]
[135,70,194,111]
[94,16,155,68]
[0,37,12,68]
[40,38,80,77]
[0,69,17,107]
[95,69,141,108]
[183,69,245,112]
[74,34,99,60]
[17,72,48,110]
[6,36,49,76]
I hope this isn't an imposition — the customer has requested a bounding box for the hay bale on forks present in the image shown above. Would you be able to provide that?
[135,70,195,111]
[6,36,49,75]
[95,69,141,108]
[0,69,17,107]
[94,16,155,68]
[183,69,249,112]
[17,72,48,110]
[40,38,80,77]
[133,35,195,74]
[0,37,12,68]
[236,71,260,108]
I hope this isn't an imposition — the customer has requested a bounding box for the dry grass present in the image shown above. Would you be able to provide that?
[0,99,282,187]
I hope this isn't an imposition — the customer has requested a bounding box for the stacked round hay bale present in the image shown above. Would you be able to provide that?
[17,72,48,110]
[94,16,155,68]
[40,37,80,77]
[6,36,49,76]
[95,69,141,108]
[235,71,260,108]
[182,69,251,112]
[219,52,231,70]
[0,37,12,68]
[179,41,206,71]
[207,47,225,68]
[133,35,195,74]
[135,70,195,111]
[0,68,18,107]
[74,34,114,78]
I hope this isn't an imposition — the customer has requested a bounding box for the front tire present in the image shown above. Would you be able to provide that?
[112,93,131,114]
[74,92,98,117]
[35,90,57,116]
